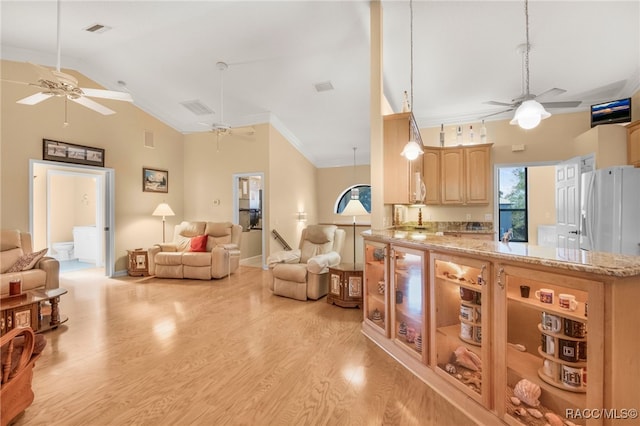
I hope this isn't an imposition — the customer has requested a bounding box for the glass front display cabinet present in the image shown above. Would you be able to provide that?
[390,245,426,362]
[431,253,491,407]
[363,241,389,336]
[497,264,603,426]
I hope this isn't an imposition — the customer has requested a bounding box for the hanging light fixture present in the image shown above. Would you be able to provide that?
[400,0,423,160]
[510,0,551,130]
[341,147,369,266]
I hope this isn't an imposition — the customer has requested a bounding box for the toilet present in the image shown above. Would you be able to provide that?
[52,242,74,261]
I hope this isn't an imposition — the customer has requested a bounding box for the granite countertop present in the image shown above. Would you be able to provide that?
[363,229,640,278]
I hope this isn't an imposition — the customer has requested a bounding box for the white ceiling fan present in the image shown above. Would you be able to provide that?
[4,0,132,117]
[482,0,581,128]
[202,61,255,149]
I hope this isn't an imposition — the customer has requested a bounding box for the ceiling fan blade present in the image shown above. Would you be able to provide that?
[535,88,566,100]
[70,96,116,115]
[540,101,582,108]
[17,92,54,105]
[484,101,515,107]
[81,88,133,102]
[231,126,255,135]
[480,108,515,119]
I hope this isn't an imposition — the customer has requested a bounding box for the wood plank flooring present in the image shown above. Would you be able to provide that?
[12,266,476,426]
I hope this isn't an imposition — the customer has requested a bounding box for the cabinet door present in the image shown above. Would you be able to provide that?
[628,120,640,167]
[384,114,411,204]
[329,271,342,298]
[441,148,464,204]
[465,145,490,204]
[494,264,604,424]
[423,147,441,204]
[344,271,363,302]
[363,241,389,336]
[431,253,491,407]
[391,245,427,363]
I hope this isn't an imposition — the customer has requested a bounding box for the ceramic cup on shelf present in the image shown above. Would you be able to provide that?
[460,287,475,302]
[541,334,555,355]
[559,293,578,311]
[520,285,530,298]
[542,312,562,333]
[535,288,554,304]
[460,323,473,340]
[473,326,482,343]
[559,339,580,363]
[460,305,475,322]
[562,364,585,388]
[543,359,559,380]
[563,318,587,338]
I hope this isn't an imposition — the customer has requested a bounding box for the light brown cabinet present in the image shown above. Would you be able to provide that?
[383,112,423,204]
[362,231,640,426]
[363,241,389,336]
[628,120,640,167]
[327,263,363,308]
[422,147,441,205]
[422,144,492,205]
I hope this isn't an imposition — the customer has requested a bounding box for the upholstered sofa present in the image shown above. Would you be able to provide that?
[267,225,345,301]
[1,230,59,297]
[148,221,242,279]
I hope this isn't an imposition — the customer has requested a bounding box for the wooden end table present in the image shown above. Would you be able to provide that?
[327,263,363,308]
[127,249,149,276]
[0,288,68,336]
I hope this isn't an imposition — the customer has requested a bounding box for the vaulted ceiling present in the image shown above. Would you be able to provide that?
[2,1,639,168]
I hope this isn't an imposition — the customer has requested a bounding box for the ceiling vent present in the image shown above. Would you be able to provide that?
[314,81,334,92]
[84,24,111,34]
[180,100,214,116]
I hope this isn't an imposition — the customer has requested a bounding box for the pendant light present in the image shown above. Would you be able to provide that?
[341,147,369,266]
[510,0,551,130]
[400,0,423,160]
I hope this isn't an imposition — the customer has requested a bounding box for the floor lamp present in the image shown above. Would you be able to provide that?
[152,202,175,243]
[340,147,369,267]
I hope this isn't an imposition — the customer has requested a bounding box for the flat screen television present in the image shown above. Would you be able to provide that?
[590,97,632,127]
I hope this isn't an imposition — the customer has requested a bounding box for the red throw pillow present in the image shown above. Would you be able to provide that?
[190,235,208,252]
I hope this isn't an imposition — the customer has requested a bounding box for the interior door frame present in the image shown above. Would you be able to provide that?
[233,172,266,269]
[29,159,115,277]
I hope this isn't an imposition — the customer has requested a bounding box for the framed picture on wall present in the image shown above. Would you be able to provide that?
[43,139,105,167]
[143,167,168,193]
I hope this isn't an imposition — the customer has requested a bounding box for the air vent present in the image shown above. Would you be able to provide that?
[144,130,155,149]
[180,100,214,116]
[84,24,111,34]
[314,81,334,92]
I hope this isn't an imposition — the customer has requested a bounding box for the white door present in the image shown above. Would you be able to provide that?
[555,157,581,252]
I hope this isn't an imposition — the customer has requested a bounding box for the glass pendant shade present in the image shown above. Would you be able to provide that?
[510,100,551,130]
[400,140,423,160]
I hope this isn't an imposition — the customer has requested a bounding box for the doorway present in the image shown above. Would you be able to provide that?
[233,173,265,269]
[29,160,115,276]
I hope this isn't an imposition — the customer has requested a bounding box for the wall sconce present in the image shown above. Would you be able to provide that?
[297,211,307,222]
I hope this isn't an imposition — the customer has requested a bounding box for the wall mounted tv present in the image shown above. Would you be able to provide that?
[590,97,631,127]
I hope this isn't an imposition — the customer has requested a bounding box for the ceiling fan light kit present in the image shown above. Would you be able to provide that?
[510,99,551,130]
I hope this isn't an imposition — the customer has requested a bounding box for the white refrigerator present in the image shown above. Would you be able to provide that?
[580,166,640,255]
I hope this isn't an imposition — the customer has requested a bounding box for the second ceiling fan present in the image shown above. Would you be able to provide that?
[204,61,255,149]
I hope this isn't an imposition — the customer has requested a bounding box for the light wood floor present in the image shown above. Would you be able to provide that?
[14,266,476,426]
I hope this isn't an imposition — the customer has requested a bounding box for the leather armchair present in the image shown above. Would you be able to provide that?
[267,225,345,301]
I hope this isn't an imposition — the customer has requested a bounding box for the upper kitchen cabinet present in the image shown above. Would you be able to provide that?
[628,120,640,167]
[384,112,423,204]
[440,144,492,205]
[423,147,441,205]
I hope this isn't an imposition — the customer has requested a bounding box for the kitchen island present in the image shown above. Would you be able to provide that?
[362,229,640,426]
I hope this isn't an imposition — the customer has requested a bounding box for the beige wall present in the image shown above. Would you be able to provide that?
[573,124,628,169]
[267,126,318,256]
[527,166,556,245]
[1,60,184,272]
[317,164,371,263]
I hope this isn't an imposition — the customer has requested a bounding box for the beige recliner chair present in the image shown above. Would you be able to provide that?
[267,225,345,301]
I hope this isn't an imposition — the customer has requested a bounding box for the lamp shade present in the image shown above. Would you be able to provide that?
[400,140,424,160]
[152,202,175,217]
[509,100,551,130]
[341,199,369,217]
